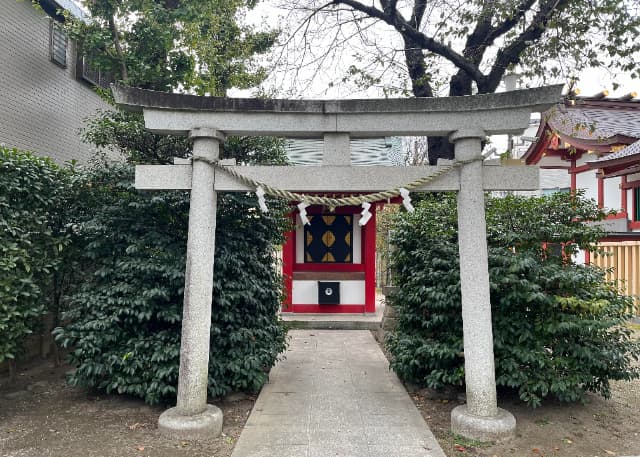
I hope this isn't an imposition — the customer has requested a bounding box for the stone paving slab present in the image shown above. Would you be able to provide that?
[231,330,445,457]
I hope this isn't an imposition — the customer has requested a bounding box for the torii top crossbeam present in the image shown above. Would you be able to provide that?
[112,85,563,138]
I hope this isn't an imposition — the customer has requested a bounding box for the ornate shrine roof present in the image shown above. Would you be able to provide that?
[523,93,640,165]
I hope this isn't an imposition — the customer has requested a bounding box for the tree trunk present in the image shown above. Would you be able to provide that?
[8,359,17,384]
[424,74,473,164]
[427,136,455,165]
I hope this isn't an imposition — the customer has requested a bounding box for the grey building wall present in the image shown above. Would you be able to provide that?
[0,0,110,165]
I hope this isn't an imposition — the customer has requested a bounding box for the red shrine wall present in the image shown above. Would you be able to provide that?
[282,205,377,313]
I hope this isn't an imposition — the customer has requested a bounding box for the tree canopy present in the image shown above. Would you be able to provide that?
[273,0,640,161]
[66,0,277,95]
[50,0,291,403]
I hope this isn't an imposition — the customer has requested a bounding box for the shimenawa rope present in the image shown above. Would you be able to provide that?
[191,156,479,209]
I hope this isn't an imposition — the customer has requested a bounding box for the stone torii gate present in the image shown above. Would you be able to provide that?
[112,85,563,442]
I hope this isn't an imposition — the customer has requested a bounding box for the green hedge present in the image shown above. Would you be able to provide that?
[0,147,72,365]
[54,157,288,404]
[386,192,640,406]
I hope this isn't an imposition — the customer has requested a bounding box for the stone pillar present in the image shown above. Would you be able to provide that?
[449,129,516,442]
[158,128,225,440]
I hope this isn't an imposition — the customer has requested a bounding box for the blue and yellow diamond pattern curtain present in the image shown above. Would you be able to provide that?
[304,215,353,263]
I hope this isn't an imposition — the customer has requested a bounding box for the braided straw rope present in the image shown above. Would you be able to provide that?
[192,156,480,209]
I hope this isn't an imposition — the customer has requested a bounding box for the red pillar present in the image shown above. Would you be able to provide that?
[597,176,604,209]
[363,207,377,313]
[281,214,295,312]
[621,176,628,213]
[570,159,577,194]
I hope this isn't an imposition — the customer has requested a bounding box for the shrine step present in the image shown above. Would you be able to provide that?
[281,315,382,331]
[281,298,385,331]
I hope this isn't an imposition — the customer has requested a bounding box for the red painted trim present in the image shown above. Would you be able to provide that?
[570,159,577,193]
[605,212,628,220]
[599,235,640,242]
[555,131,635,152]
[293,263,365,272]
[289,304,366,313]
[363,208,377,313]
[621,179,640,190]
[540,166,571,170]
[629,221,640,230]
[584,249,591,265]
[281,215,296,312]
[621,176,628,212]
[569,164,591,174]
[597,177,604,208]
[600,163,640,178]
[305,205,361,215]
[523,125,553,164]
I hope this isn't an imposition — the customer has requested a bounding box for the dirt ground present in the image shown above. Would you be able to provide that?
[407,331,640,457]
[2,332,639,457]
[0,361,255,457]
[411,379,640,457]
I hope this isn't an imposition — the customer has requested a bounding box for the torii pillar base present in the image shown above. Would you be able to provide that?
[451,405,516,442]
[158,405,223,441]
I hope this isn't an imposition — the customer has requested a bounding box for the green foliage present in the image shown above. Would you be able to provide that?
[50,0,289,404]
[387,192,640,406]
[0,147,72,363]
[64,0,277,95]
[54,159,288,403]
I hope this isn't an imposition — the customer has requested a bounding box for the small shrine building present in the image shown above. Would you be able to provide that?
[281,138,403,314]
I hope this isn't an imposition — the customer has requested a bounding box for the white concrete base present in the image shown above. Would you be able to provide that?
[158,404,223,441]
[451,405,516,443]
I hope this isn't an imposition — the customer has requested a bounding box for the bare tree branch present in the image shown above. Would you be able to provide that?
[482,0,569,92]
[330,0,486,83]
[410,0,427,29]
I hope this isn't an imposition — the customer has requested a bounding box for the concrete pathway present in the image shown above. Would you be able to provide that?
[231,330,445,457]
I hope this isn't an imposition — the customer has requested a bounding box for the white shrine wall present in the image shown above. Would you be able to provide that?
[292,280,365,305]
[575,171,598,202]
[604,176,622,212]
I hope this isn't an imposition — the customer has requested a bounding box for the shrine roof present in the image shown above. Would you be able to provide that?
[589,140,640,164]
[523,94,640,164]
[585,140,640,177]
[547,104,640,140]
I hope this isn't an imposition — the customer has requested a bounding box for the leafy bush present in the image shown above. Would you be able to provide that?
[55,140,289,404]
[386,192,640,406]
[0,147,72,366]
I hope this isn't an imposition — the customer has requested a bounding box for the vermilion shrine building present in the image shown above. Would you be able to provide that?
[280,139,402,314]
[524,92,640,305]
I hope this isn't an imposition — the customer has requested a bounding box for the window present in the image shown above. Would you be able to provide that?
[634,188,640,222]
[304,215,353,263]
[49,20,67,67]
[76,55,115,89]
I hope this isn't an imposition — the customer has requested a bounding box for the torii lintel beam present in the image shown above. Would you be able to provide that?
[112,85,564,138]
[134,164,540,192]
